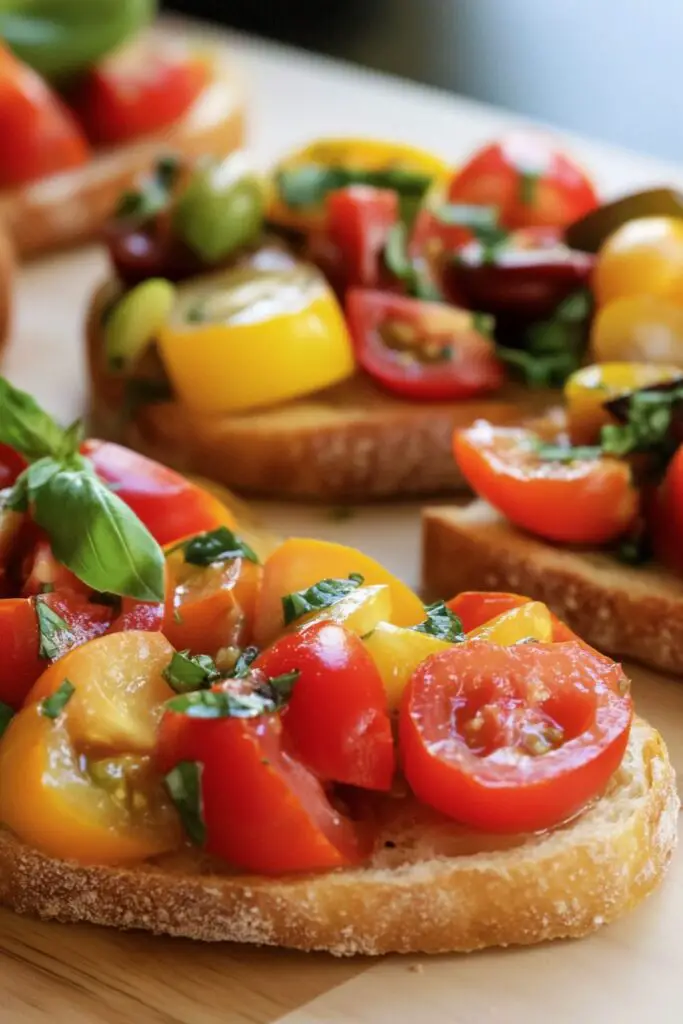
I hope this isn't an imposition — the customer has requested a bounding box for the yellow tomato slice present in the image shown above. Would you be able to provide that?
[363,621,451,710]
[253,538,425,645]
[467,602,553,645]
[297,584,392,637]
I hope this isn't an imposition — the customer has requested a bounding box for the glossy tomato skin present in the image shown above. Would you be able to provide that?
[454,422,639,545]
[0,44,89,189]
[445,590,586,645]
[447,134,599,231]
[69,46,209,146]
[324,186,399,291]
[81,440,236,546]
[401,641,632,833]
[102,220,204,288]
[648,444,683,575]
[0,444,26,491]
[157,695,369,874]
[255,620,395,791]
[346,289,504,401]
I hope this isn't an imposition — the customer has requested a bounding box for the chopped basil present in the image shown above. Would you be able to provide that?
[163,651,220,694]
[535,443,602,463]
[0,701,14,738]
[282,573,365,626]
[268,670,301,705]
[497,288,593,388]
[164,761,206,846]
[600,387,683,460]
[40,680,75,720]
[179,526,259,567]
[36,599,74,661]
[115,156,180,223]
[167,687,277,719]
[412,601,465,642]
[472,311,496,338]
[382,223,444,301]
[437,203,508,260]
[518,171,540,206]
[231,645,260,678]
[276,164,432,210]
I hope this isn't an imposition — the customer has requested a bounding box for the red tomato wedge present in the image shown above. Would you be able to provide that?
[0,43,89,189]
[447,133,599,231]
[325,186,399,290]
[81,440,235,546]
[0,444,26,491]
[446,590,587,645]
[255,621,395,791]
[648,444,683,575]
[454,422,639,545]
[69,44,209,147]
[157,690,369,874]
[346,289,504,401]
[401,641,632,833]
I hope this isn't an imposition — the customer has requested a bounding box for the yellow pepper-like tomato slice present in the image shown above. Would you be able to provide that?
[364,622,451,710]
[565,362,683,444]
[591,294,683,367]
[593,217,683,306]
[0,631,180,864]
[466,601,553,644]
[268,136,449,233]
[157,263,355,415]
[253,538,425,646]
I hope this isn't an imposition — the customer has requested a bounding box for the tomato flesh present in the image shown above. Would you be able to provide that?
[346,289,504,401]
[401,641,632,833]
[255,620,395,791]
[324,186,398,290]
[454,422,639,544]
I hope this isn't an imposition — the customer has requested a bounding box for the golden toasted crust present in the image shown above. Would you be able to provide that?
[423,501,683,675]
[0,718,676,955]
[0,69,245,259]
[86,284,559,501]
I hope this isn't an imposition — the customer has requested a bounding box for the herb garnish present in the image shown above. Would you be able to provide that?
[276,164,433,211]
[40,680,75,720]
[282,573,365,626]
[497,288,593,388]
[0,701,14,738]
[163,651,221,694]
[36,599,75,661]
[166,670,301,719]
[231,645,260,678]
[115,155,180,223]
[164,761,206,846]
[383,222,444,301]
[177,526,259,566]
[600,386,683,461]
[411,601,465,642]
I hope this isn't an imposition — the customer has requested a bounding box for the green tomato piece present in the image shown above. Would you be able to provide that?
[172,153,266,265]
[105,278,176,371]
[0,0,156,80]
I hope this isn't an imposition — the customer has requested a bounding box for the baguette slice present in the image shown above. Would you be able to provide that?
[0,66,245,259]
[423,500,683,675]
[86,283,560,501]
[0,718,676,956]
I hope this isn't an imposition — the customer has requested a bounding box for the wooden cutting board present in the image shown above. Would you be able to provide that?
[3,18,683,1024]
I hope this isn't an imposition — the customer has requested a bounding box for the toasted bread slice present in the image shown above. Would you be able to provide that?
[0,67,244,259]
[423,500,683,675]
[86,283,560,501]
[0,718,676,955]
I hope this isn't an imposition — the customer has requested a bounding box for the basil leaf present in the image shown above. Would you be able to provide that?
[535,443,602,463]
[164,761,206,846]
[167,687,277,719]
[0,377,69,462]
[40,679,75,720]
[163,651,220,694]
[268,670,301,707]
[600,388,683,460]
[31,466,165,602]
[0,701,14,738]
[282,573,365,626]
[383,223,444,300]
[412,601,465,642]
[231,645,260,678]
[180,526,259,567]
[472,311,496,338]
[36,598,75,661]
[115,156,180,222]
[434,203,500,230]
[277,164,432,210]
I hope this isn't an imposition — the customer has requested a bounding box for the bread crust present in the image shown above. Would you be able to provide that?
[423,501,683,675]
[86,283,559,501]
[0,69,245,259]
[0,718,676,955]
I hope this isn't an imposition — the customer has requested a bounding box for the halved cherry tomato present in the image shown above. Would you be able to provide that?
[110,598,165,634]
[163,545,261,655]
[454,422,639,544]
[346,289,504,401]
[0,43,89,189]
[401,641,632,833]
[324,186,398,290]
[253,538,424,646]
[69,44,209,147]
[447,134,599,231]
[1,631,179,864]
[593,217,683,307]
[0,443,26,490]
[363,622,451,711]
[255,620,395,790]
[446,591,588,646]
[157,688,368,874]
[0,591,112,709]
[21,539,90,597]
[648,443,683,575]
[81,440,236,546]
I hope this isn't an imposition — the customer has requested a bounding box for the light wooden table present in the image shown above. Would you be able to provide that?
[2,17,683,1024]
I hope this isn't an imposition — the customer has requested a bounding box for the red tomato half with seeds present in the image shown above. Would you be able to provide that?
[346,289,504,401]
[400,641,632,833]
[447,133,599,231]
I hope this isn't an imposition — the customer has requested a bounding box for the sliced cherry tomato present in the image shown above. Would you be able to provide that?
[454,422,639,545]
[255,621,395,791]
[69,44,209,147]
[346,289,504,401]
[648,443,683,575]
[593,217,683,307]
[0,43,89,189]
[447,590,590,647]
[0,443,26,490]
[157,689,368,874]
[324,186,398,290]
[81,440,236,546]
[163,545,261,655]
[447,134,599,231]
[21,539,90,597]
[401,641,632,833]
